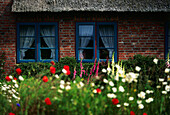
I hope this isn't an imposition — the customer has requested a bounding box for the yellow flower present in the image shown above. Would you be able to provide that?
[134,89,137,92]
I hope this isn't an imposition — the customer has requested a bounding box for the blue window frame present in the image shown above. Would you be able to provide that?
[17,22,58,63]
[165,22,170,59]
[76,22,117,62]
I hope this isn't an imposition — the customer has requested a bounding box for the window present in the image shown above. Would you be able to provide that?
[17,23,58,63]
[76,22,117,62]
[165,23,170,58]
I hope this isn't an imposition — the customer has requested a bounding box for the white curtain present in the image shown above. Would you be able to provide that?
[99,25,114,58]
[20,26,35,59]
[79,25,93,59]
[40,26,55,59]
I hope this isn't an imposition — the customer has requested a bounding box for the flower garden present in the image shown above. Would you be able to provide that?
[0,55,170,115]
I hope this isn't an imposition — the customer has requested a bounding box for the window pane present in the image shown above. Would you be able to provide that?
[79,49,93,59]
[40,25,55,36]
[99,37,114,48]
[20,49,35,60]
[79,37,93,48]
[20,37,35,48]
[19,25,35,36]
[100,49,114,59]
[41,49,55,59]
[79,25,93,36]
[40,37,55,48]
[99,25,114,36]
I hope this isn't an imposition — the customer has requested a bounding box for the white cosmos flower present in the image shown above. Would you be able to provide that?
[137,100,142,104]
[79,82,84,87]
[124,102,129,106]
[101,86,104,90]
[66,82,71,85]
[9,75,13,79]
[93,89,97,93]
[150,90,154,93]
[148,98,154,102]
[135,66,141,72]
[12,94,18,99]
[60,84,65,89]
[162,91,167,94]
[1,86,6,91]
[55,74,59,79]
[91,83,95,87]
[107,93,116,98]
[153,58,158,64]
[62,69,67,74]
[19,76,24,81]
[58,89,63,93]
[8,90,12,94]
[109,81,114,86]
[146,90,150,94]
[138,104,144,109]
[102,68,107,73]
[122,78,126,82]
[162,82,168,85]
[12,80,17,84]
[129,97,134,101]
[107,68,111,72]
[103,79,108,83]
[65,85,71,90]
[159,78,164,82]
[112,87,117,93]
[165,85,170,92]
[116,104,121,107]
[119,86,125,92]
[14,84,19,88]
[165,68,170,73]
[156,85,161,88]
[125,72,139,83]
[60,80,65,85]
[12,89,16,93]
[138,91,146,99]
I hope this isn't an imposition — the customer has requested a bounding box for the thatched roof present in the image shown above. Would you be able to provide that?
[12,0,170,12]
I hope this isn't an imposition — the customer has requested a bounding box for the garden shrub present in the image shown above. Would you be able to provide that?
[122,54,167,87]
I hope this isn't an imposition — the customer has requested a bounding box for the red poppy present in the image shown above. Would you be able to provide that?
[43,76,48,82]
[143,113,147,115]
[96,88,101,93]
[130,111,135,115]
[5,76,11,81]
[112,98,119,105]
[13,77,17,80]
[16,68,22,75]
[66,70,71,75]
[9,113,15,115]
[50,66,56,74]
[63,65,69,71]
[51,61,55,65]
[45,97,51,105]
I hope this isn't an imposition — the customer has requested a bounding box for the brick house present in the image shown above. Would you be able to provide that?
[0,0,170,73]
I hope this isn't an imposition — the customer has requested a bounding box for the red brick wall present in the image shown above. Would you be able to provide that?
[118,14,165,60]
[0,3,168,74]
[0,0,16,74]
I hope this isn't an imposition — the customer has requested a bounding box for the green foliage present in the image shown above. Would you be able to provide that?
[122,54,166,87]
[0,52,6,79]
